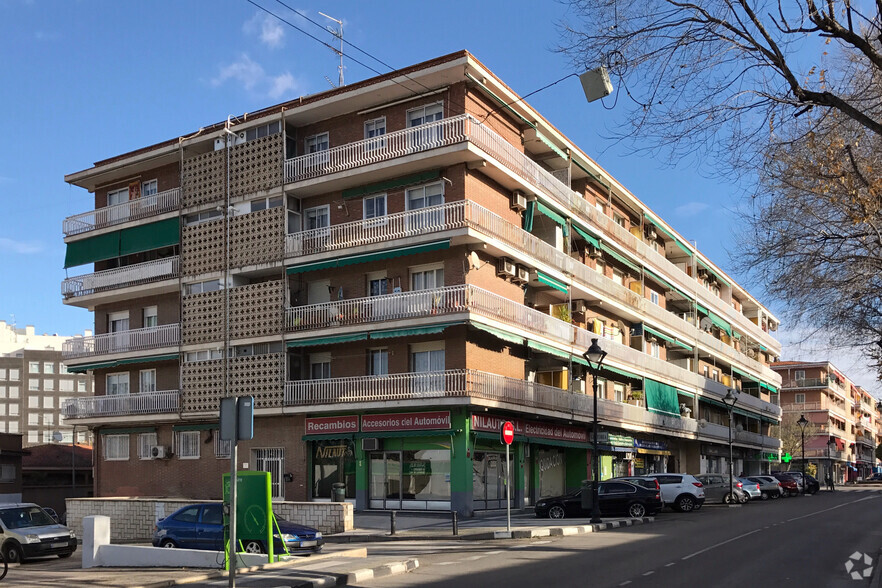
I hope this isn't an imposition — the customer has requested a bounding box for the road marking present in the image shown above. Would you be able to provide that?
[643,571,655,576]
[434,561,459,566]
[619,582,632,586]
[785,495,878,523]
[485,550,504,555]
[665,562,676,567]
[532,540,552,544]
[463,555,486,561]
[681,529,762,560]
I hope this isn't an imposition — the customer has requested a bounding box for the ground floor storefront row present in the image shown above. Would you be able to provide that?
[92,408,779,516]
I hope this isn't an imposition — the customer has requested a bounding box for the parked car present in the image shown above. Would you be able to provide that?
[803,474,820,494]
[644,473,706,512]
[0,503,77,563]
[695,474,749,504]
[772,474,800,496]
[747,475,784,499]
[737,477,762,500]
[773,471,805,493]
[611,476,662,492]
[865,473,882,483]
[535,481,663,519]
[153,503,323,555]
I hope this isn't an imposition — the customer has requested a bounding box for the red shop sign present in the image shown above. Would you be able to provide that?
[361,411,451,432]
[305,415,359,435]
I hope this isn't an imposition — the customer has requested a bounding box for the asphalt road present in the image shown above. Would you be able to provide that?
[358,487,882,588]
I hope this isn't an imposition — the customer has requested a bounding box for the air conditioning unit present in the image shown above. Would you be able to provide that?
[515,264,530,283]
[362,438,379,452]
[697,269,709,280]
[496,257,516,279]
[510,191,527,212]
[213,137,226,151]
[150,445,171,459]
[571,299,588,314]
[586,244,602,260]
[645,228,658,241]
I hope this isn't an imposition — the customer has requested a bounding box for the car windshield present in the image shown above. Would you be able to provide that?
[0,506,56,529]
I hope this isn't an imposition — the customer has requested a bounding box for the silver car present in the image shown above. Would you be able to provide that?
[747,475,783,499]
[694,474,749,504]
[736,477,761,500]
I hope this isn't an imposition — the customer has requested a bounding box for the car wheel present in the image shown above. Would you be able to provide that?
[548,505,566,520]
[57,552,73,559]
[159,539,177,548]
[770,491,780,499]
[723,493,735,505]
[761,491,769,500]
[3,542,24,564]
[739,493,749,504]
[243,540,265,554]
[627,502,646,518]
[676,495,695,512]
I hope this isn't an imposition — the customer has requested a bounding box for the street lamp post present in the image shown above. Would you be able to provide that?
[721,389,740,504]
[827,437,836,491]
[797,414,809,495]
[583,338,607,524]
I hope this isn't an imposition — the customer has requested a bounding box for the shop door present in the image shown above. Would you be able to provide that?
[369,452,402,509]
[473,452,512,510]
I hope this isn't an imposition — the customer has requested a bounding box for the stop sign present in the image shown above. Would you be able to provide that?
[500,421,514,445]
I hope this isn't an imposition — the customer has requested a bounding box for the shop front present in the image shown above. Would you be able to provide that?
[596,432,635,478]
[633,439,671,475]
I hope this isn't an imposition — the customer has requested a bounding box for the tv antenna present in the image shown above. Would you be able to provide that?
[318,12,344,87]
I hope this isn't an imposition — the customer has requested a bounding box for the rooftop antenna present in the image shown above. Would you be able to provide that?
[319,11,344,87]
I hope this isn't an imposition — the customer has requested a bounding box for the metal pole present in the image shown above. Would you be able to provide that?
[591,374,601,524]
[71,426,76,494]
[452,511,458,536]
[506,442,511,534]
[801,428,806,495]
[390,511,396,535]
[225,129,236,588]
[728,408,734,504]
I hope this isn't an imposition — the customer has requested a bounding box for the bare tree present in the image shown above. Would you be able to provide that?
[559,0,882,169]
[771,412,820,468]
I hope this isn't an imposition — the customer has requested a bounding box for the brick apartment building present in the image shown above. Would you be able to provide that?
[0,321,93,447]
[60,51,782,515]
[772,361,879,483]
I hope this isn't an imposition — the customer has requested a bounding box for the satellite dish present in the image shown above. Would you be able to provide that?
[699,317,713,332]
[51,431,63,443]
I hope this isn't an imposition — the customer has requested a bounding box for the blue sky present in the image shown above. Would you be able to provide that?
[1,0,877,395]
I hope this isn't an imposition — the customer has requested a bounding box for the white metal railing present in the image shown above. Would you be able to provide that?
[63,188,180,236]
[62,256,180,298]
[61,390,179,418]
[62,323,180,359]
[284,115,470,182]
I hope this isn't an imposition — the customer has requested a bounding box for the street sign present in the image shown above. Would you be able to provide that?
[500,421,514,445]
[782,453,792,463]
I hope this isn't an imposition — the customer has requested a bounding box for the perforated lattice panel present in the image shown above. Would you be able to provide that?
[229,134,283,198]
[229,207,285,268]
[180,353,284,413]
[181,217,225,275]
[181,290,223,345]
[180,358,224,412]
[230,280,284,340]
[182,149,225,208]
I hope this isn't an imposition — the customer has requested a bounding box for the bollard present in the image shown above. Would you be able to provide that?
[390,510,397,535]
[452,511,458,536]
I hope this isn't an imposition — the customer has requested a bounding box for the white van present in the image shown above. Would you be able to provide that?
[0,503,77,563]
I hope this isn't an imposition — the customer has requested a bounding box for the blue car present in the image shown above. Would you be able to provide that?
[152,503,323,555]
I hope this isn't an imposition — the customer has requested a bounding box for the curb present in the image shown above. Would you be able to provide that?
[347,559,420,584]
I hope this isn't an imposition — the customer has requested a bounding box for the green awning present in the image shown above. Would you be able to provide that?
[572,158,610,190]
[573,224,600,248]
[523,200,535,232]
[342,170,440,199]
[677,390,695,398]
[535,201,569,236]
[731,367,759,385]
[173,423,218,431]
[707,311,732,336]
[599,242,640,273]
[761,414,779,424]
[644,379,681,418]
[66,353,179,373]
[471,322,524,345]
[760,382,778,393]
[527,339,570,360]
[644,213,691,256]
[64,218,180,268]
[673,339,693,352]
[698,262,731,288]
[287,240,450,274]
[696,304,709,316]
[536,271,568,293]
[371,322,461,339]
[643,267,693,301]
[602,364,643,381]
[732,331,742,340]
[642,324,677,345]
[536,131,568,160]
[286,333,368,347]
[699,396,728,410]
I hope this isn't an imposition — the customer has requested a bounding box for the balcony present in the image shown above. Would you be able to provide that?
[62,390,180,419]
[285,115,470,183]
[781,378,831,389]
[796,400,849,421]
[62,256,180,299]
[63,188,180,236]
[63,323,180,360]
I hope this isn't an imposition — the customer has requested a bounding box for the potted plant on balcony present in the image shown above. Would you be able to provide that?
[628,389,644,405]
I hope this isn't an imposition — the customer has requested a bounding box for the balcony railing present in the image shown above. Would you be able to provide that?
[62,390,179,419]
[63,188,181,236]
[62,256,180,299]
[796,401,849,420]
[285,115,470,182]
[63,323,180,359]
[781,378,831,389]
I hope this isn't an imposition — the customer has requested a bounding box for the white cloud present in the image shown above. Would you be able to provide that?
[211,55,298,100]
[674,201,710,217]
[244,12,285,48]
[0,237,43,254]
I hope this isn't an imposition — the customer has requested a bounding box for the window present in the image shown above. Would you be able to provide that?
[406,182,444,229]
[107,187,128,206]
[7,422,17,433]
[0,369,5,380]
[305,132,329,165]
[172,506,200,524]
[28,379,39,391]
[612,270,624,286]
[43,397,53,409]
[43,413,54,426]
[614,383,626,403]
[28,397,39,408]
[43,379,54,391]
[0,405,5,416]
[29,362,40,374]
[310,353,331,380]
[411,266,444,290]
[8,404,18,416]
[363,194,387,224]
[43,362,55,374]
[184,209,223,225]
[304,205,330,232]
[184,349,224,362]
[613,213,625,228]
[141,179,158,197]
[0,464,12,483]
[702,366,709,378]
[243,121,281,142]
[143,306,158,329]
[104,435,130,460]
[406,103,443,147]
[140,370,157,394]
[28,414,38,425]
[59,380,73,393]
[411,344,445,373]
[364,117,386,150]
[252,448,285,500]
[28,431,39,444]
[59,364,68,375]
[76,381,86,393]
[108,312,130,354]
[367,272,388,297]
[368,349,389,376]
[795,370,805,381]
[177,431,200,459]
[8,369,18,381]
[250,196,284,212]
[650,290,660,305]
[138,432,157,460]
[795,393,806,403]
[106,373,129,396]
[215,436,232,459]
[0,386,4,398]
[184,279,222,295]
[594,259,606,276]
[712,369,719,382]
